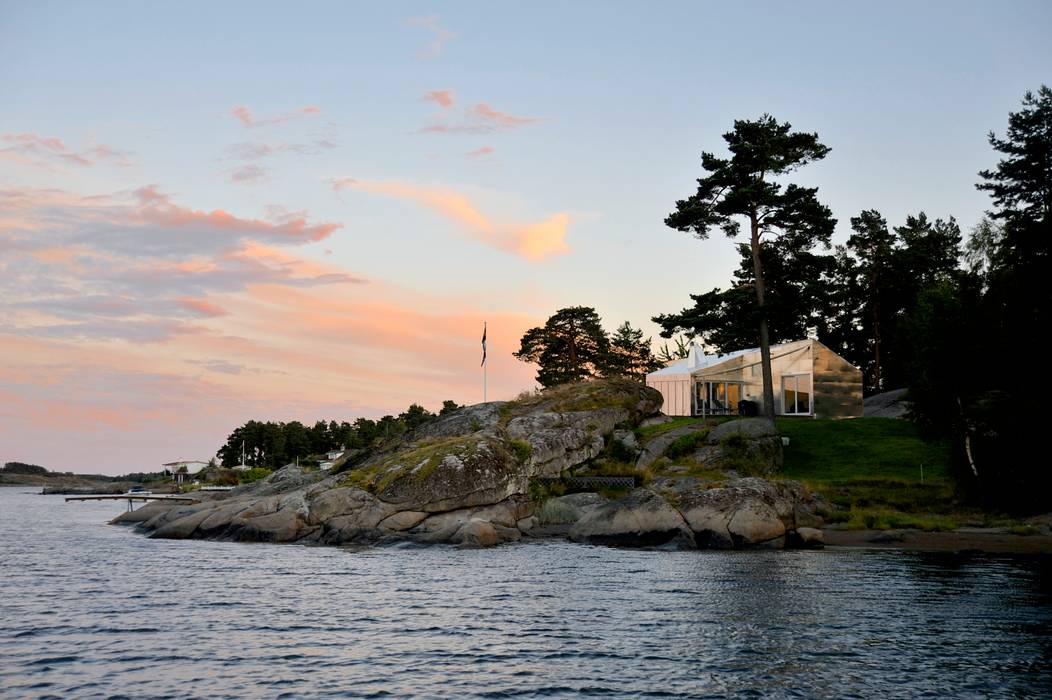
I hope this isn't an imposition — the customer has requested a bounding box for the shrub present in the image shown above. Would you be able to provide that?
[607,435,636,463]
[666,431,708,459]
[536,499,578,524]
[509,439,532,463]
[238,467,272,484]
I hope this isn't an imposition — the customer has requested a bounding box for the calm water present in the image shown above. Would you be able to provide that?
[1,487,1051,699]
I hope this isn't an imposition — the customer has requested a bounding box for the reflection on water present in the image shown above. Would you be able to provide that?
[1,487,1051,698]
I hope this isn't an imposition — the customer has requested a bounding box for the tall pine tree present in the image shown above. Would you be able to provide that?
[665,115,835,418]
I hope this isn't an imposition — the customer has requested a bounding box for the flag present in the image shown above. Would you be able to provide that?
[481,322,487,366]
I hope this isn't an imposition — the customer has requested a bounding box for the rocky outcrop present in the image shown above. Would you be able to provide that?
[569,488,692,548]
[111,379,824,552]
[635,424,708,470]
[693,418,783,475]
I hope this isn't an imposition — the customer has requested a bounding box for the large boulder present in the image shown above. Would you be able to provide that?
[411,402,505,441]
[696,418,783,475]
[356,435,525,513]
[569,488,693,548]
[677,481,791,549]
[635,424,708,470]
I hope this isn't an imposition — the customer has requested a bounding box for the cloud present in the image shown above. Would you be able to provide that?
[470,103,542,128]
[229,164,267,184]
[178,298,229,318]
[1,132,134,169]
[467,145,494,159]
[231,105,322,128]
[0,186,354,343]
[0,179,553,474]
[407,15,455,57]
[422,89,455,108]
[225,140,337,162]
[332,178,569,262]
[419,103,543,135]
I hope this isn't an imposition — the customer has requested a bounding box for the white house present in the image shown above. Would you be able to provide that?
[646,339,863,419]
[162,460,210,483]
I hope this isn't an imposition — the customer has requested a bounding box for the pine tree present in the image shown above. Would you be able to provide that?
[514,306,611,388]
[665,115,835,418]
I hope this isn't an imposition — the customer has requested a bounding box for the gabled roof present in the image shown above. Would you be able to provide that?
[647,340,812,380]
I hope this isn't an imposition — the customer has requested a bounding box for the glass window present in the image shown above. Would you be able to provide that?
[782,374,812,414]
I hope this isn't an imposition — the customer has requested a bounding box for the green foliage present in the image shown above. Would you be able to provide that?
[664,114,836,417]
[2,461,48,475]
[607,435,636,463]
[778,417,951,483]
[605,321,663,379]
[665,431,708,459]
[528,479,566,503]
[634,417,706,440]
[513,307,660,388]
[509,439,532,463]
[514,306,611,387]
[216,397,460,471]
[238,467,272,484]
[654,239,837,353]
[656,335,691,363]
[827,507,958,532]
[210,470,239,487]
[342,436,485,495]
[440,400,463,416]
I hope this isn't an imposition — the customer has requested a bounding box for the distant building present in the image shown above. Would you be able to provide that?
[645,339,862,419]
[319,461,335,470]
[162,460,210,483]
[326,448,345,461]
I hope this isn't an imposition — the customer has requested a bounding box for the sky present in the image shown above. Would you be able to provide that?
[1,1,1050,474]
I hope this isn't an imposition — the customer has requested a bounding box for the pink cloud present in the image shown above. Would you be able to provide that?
[132,186,341,244]
[230,105,323,128]
[422,89,455,108]
[0,182,552,475]
[467,145,494,159]
[0,132,133,169]
[418,102,543,135]
[177,298,228,317]
[407,15,455,57]
[332,178,569,262]
[470,103,541,127]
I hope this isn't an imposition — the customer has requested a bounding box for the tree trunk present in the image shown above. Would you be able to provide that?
[749,212,776,420]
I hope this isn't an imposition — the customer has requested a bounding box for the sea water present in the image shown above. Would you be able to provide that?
[1,487,1050,698]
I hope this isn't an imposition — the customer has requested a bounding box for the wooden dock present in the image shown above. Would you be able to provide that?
[65,494,198,511]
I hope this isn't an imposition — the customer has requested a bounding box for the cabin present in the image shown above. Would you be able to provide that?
[645,339,862,419]
[161,460,209,483]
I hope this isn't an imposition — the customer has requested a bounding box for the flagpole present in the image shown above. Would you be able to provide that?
[483,321,488,403]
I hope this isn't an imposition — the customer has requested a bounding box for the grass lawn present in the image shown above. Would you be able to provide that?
[778,417,950,483]
[775,417,972,531]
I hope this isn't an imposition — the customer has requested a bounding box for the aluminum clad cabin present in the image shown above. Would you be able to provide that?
[645,339,863,418]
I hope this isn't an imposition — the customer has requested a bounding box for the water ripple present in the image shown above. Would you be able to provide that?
[2,488,1052,699]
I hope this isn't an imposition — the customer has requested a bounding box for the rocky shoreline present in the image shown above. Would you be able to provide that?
[112,380,830,551]
[106,379,1052,555]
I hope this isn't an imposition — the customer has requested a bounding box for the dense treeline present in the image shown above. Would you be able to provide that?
[0,461,159,483]
[216,400,463,469]
[654,85,1052,512]
[653,211,964,394]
